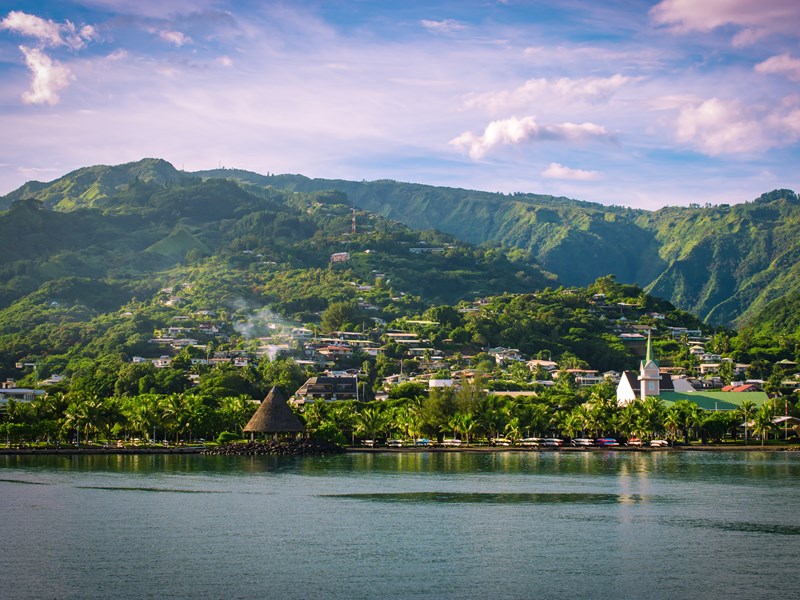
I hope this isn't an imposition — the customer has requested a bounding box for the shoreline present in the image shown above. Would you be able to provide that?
[1,444,797,456]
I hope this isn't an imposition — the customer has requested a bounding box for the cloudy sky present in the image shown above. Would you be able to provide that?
[1,0,799,209]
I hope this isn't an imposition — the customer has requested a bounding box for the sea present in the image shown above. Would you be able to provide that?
[1,450,797,600]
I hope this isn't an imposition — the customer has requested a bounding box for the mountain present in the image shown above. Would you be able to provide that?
[0,159,561,376]
[193,169,800,327]
[6,159,800,327]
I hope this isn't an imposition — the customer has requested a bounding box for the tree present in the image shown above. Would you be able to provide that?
[320,300,360,333]
[737,400,757,445]
[752,403,776,446]
[356,405,386,441]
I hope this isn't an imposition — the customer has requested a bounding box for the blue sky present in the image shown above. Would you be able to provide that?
[1,0,799,209]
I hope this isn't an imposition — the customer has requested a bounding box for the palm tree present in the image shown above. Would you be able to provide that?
[664,406,682,442]
[684,403,704,445]
[560,411,582,440]
[445,414,462,440]
[219,394,256,435]
[160,393,190,442]
[124,394,159,441]
[504,416,523,442]
[62,399,90,445]
[752,403,776,447]
[302,399,326,433]
[737,400,757,445]
[458,412,477,445]
[356,405,386,441]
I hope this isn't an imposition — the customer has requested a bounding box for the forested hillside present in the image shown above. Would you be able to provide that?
[5,159,800,328]
[0,159,555,381]
[194,168,799,327]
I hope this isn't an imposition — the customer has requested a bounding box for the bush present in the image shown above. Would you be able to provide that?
[217,431,241,444]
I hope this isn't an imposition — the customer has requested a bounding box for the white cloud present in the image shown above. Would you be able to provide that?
[669,94,800,156]
[1,11,98,106]
[650,0,800,42]
[420,19,466,34]
[0,11,94,49]
[755,54,800,81]
[450,116,611,160]
[159,30,192,46]
[731,27,769,48]
[464,74,633,113]
[19,46,74,105]
[542,162,601,180]
[106,49,129,61]
[675,98,765,154]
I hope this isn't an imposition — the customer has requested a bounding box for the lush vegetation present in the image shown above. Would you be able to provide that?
[2,159,800,449]
[197,167,800,327]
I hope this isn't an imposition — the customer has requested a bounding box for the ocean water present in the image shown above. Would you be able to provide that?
[1,451,797,600]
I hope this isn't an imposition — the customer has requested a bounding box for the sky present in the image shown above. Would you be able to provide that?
[1,0,799,210]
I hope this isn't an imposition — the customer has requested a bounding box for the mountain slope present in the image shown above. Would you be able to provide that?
[196,168,800,326]
[6,159,800,326]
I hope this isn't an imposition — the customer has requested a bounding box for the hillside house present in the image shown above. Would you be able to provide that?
[291,375,359,404]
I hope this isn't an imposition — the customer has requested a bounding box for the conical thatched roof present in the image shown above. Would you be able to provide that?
[243,387,304,433]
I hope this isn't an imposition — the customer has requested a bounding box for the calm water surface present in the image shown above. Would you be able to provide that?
[1,451,797,600]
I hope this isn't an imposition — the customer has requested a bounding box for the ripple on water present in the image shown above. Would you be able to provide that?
[321,491,652,504]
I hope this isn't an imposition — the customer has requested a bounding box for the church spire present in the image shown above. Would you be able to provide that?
[638,330,660,400]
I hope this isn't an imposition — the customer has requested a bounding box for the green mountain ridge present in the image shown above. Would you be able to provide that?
[193,168,800,327]
[4,159,800,327]
[0,158,564,377]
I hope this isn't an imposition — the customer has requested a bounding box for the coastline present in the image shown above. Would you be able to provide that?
[1,444,797,456]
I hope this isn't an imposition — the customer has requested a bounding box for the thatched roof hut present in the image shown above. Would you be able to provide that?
[243,387,304,440]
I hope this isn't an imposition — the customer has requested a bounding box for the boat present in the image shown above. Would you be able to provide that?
[440,438,462,447]
[519,437,542,447]
[649,439,669,447]
[386,439,404,448]
[492,437,512,446]
[542,438,563,447]
[626,437,643,447]
[595,437,619,447]
[570,438,594,447]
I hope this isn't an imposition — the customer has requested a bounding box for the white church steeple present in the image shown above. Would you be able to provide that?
[637,331,660,400]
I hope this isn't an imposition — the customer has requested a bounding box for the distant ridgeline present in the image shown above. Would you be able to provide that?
[194,166,800,328]
[3,158,800,327]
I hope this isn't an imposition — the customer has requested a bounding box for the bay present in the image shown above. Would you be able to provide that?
[1,451,797,600]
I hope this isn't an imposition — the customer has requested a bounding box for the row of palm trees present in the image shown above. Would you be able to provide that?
[1,391,257,445]
[303,394,791,447]
[1,388,790,447]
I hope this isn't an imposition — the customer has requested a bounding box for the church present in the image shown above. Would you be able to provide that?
[616,333,768,410]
